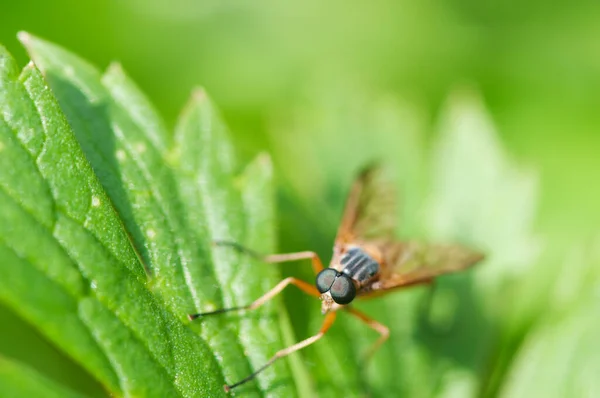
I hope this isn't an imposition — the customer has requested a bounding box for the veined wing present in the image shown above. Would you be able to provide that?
[375,241,484,290]
[335,165,397,245]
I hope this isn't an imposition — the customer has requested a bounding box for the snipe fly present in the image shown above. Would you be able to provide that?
[188,165,484,392]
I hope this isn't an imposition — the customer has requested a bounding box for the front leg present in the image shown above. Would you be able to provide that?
[188,277,320,320]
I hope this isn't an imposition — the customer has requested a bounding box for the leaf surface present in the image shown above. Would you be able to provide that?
[0,34,300,397]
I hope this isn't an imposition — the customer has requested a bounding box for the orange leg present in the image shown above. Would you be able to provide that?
[213,240,324,274]
[345,307,390,361]
[224,311,338,392]
[188,277,320,320]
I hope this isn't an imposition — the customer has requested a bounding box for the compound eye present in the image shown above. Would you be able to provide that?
[330,274,356,305]
[316,268,338,293]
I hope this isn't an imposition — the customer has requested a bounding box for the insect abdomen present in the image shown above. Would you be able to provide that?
[340,247,380,285]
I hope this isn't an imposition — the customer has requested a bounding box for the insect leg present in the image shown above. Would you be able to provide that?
[188,277,319,320]
[345,307,389,361]
[263,251,324,274]
[224,311,337,392]
[213,240,324,274]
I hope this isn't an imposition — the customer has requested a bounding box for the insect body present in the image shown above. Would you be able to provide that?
[188,166,484,393]
[316,246,380,312]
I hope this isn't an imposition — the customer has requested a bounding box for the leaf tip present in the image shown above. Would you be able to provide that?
[20,61,39,80]
[17,32,48,64]
[191,86,207,102]
[105,61,125,79]
[256,151,272,166]
[22,60,38,75]
[16,31,32,45]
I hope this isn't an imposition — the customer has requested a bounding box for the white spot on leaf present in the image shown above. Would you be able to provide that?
[116,149,126,161]
[135,142,147,153]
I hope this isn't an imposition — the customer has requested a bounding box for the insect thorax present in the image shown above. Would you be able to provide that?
[339,247,380,285]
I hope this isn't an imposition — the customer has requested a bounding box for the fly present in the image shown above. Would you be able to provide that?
[188,165,484,393]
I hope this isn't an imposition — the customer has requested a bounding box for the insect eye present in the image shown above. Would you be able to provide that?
[316,268,338,293]
[329,274,356,305]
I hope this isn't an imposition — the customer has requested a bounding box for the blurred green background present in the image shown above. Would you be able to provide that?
[3,0,600,245]
[2,1,600,397]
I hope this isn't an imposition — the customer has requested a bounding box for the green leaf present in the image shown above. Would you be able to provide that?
[427,89,540,288]
[503,302,600,398]
[423,89,541,397]
[498,240,600,398]
[0,33,302,397]
[173,90,299,396]
[0,44,121,394]
[0,356,87,398]
[499,289,600,397]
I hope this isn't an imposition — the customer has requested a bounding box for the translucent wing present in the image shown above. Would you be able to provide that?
[335,165,397,244]
[374,241,484,290]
